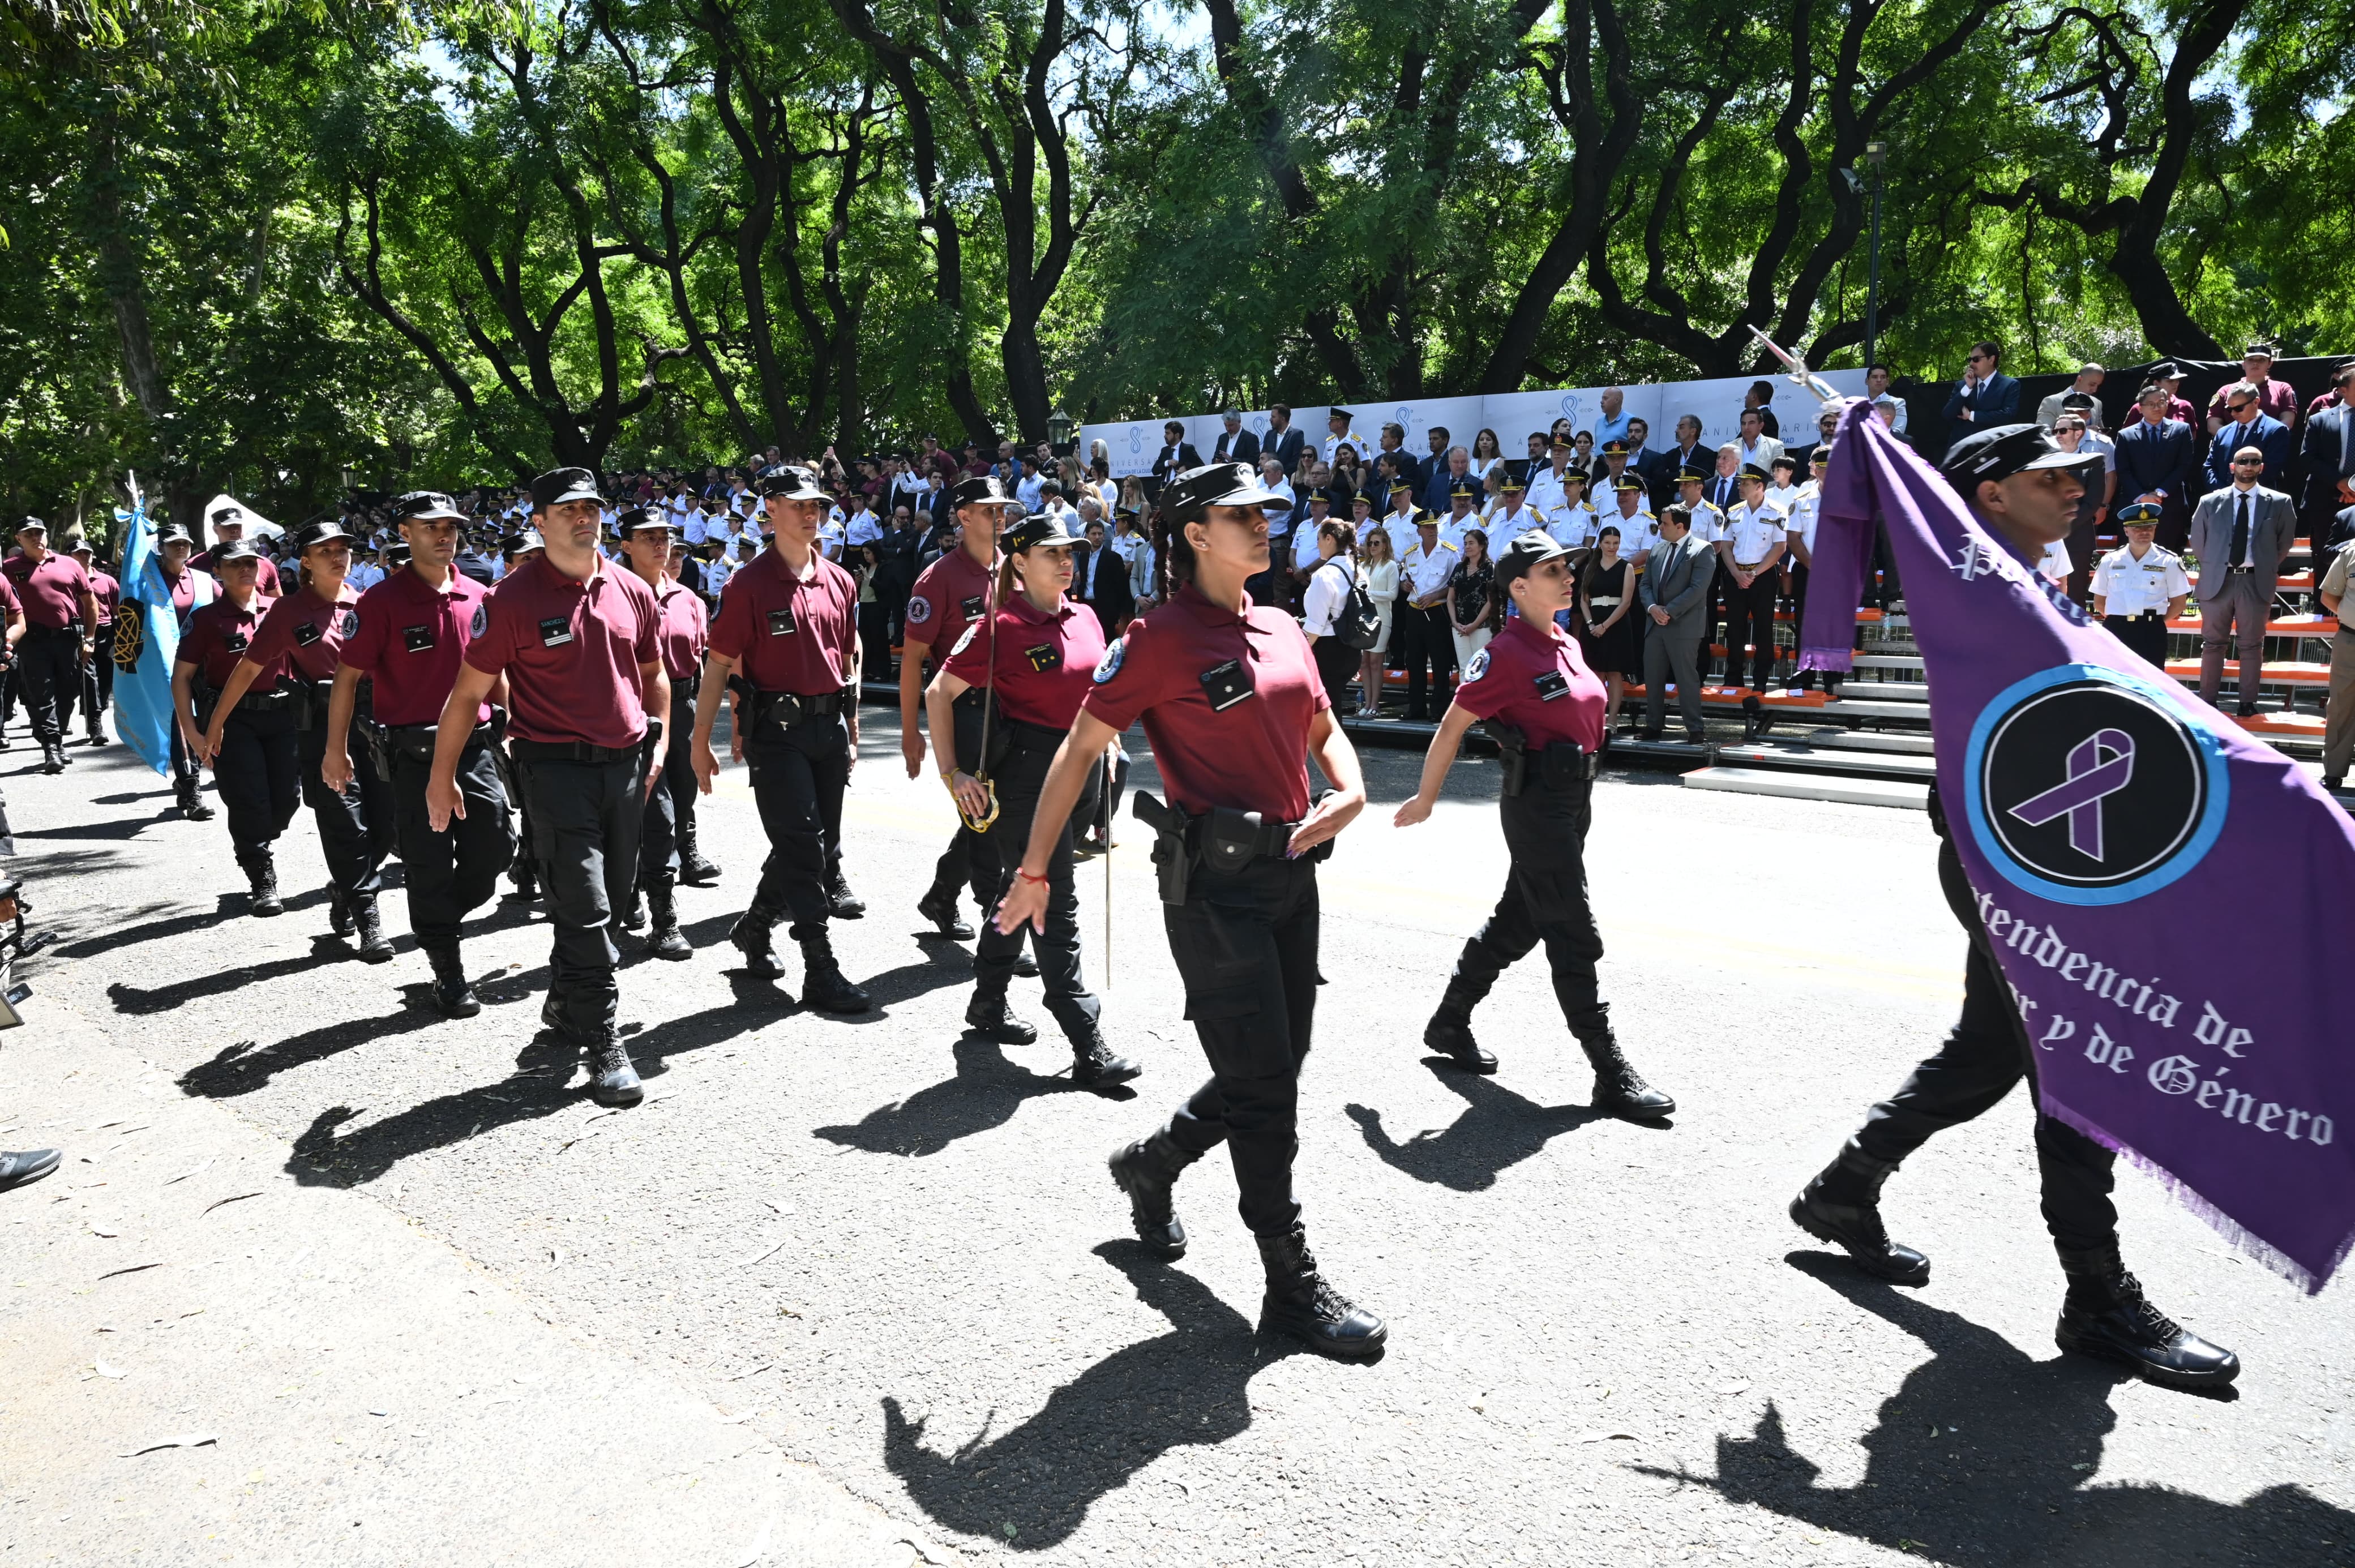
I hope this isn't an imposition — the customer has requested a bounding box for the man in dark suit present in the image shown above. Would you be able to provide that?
[1262,404,1305,474]
[1941,340,2020,441]
[1150,421,1202,487]
[1211,411,1260,468]
[2297,365,2355,560]
[2202,383,2293,494]
[1073,519,1134,637]
[2113,383,2200,549]
[1651,415,1709,512]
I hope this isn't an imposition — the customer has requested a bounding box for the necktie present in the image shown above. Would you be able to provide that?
[2232,492,2250,567]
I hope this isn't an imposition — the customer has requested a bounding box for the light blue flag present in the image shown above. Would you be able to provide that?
[111,490,210,777]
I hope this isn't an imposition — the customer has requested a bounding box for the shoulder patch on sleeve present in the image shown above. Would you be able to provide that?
[906,594,933,626]
[469,601,489,639]
[1462,646,1491,683]
[1092,636,1127,685]
[339,609,361,639]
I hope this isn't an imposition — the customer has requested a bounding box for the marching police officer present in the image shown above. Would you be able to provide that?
[691,463,870,1014]
[190,501,284,595]
[4,519,102,775]
[616,507,707,961]
[1394,529,1675,1115]
[177,537,299,915]
[68,538,116,746]
[202,517,395,958]
[430,467,670,1106]
[901,475,1028,939]
[925,509,1140,1085]
[143,523,217,817]
[1790,422,2237,1389]
[2091,500,2189,666]
[325,491,516,1017]
[498,525,548,905]
[995,462,1386,1361]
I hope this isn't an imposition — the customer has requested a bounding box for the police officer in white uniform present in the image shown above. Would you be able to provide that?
[1718,465,1788,722]
[2090,499,2190,665]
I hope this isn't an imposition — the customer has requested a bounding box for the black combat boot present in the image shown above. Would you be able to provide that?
[1256,1224,1388,1360]
[425,943,481,1018]
[1069,1026,1142,1089]
[677,820,721,886]
[1578,1029,1673,1119]
[1740,694,1762,742]
[506,861,538,902]
[351,896,395,964]
[1789,1138,1931,1285]
[917,888,974,940]
[86,717,107,745]
[794,924,871,1014]
[178,777,216,821]
[1107,1123,1197,1259]
[729,902,787,980]
[241,849,283,918]
[620,887,647,932]
[1423,987,1497,1074]
[2055,1245,2240,1388]
[327,887,355,936]
[644,878,691,961]
[584,1027,644,1107]
[39,742,65,775]
[827,871,866,919]
[964,960,1035,1043]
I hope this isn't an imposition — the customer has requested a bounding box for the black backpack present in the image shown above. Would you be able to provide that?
[1321,558,1383,651]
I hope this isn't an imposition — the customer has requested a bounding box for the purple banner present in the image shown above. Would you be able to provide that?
[1805,404,2355,1292]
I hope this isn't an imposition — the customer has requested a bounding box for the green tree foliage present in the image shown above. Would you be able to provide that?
[2,0,2347,503]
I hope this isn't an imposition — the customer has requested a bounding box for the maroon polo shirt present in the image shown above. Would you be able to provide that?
[465,554,660,749]
[191,546,282,596]
[3,553,92,631]
[87,570,118,626]
[645,573,710,683]
[0,574,20,624]
[904,544,997,657]
[942,591,1106,732]
[1450,613,1606,753]
[246,585,361,682]
[162,567,199,627]
[342,565,493,728]
[709,547,857,695]
[1080,583,1328,822]
[178,594,281,691]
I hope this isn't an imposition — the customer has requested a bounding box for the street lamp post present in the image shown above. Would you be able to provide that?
[1863,140,1888,370]
[1047,408,1076,451]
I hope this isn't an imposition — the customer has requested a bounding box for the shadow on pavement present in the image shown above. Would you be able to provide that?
[177,987,451,1098]
[1647,1253,2349,1566]
[881,1240,1298,1550]
[815,1031,1131,1158]
[1343,1064,1614,1192]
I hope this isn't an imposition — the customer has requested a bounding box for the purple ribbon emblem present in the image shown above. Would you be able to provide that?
[2009,727,2136,860]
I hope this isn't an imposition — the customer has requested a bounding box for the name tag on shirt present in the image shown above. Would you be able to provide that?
[767,606,798,636]
[1198,658,1254,712]
[224,631,250,654]
[292,620,324,648]
[1532,670,1570,701]
[538,616,574,649]
[960,594,987,620]
[401,624,436,654]
[1023,643,1060,673]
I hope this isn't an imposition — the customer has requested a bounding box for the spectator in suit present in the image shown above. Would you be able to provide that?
[1785,405,1842,477]
[1638,504,1716,742]
[2297,365,2355,560]
[1735,407,1784,473]
[2187,444,2297,716]
[1421,444,1473,518]
[1865,363,1910,436]
[2052,413,2115,601]
[1373,422,1416,488]
[1742,380,1780,439]
[1073,519,1134,637]
[2121,361,2196,429]
[2113,383,2200,550]
[1651,414,1709,511]
[1262,404,1306,473]
[1421,426,1453,489]
[2202,382,2293,493]
[1211,411,1260,468]
[2036,364,2108,429]
[1942,340,2019,434]
[2205,344,2302,429]
[1149,422,1201,487]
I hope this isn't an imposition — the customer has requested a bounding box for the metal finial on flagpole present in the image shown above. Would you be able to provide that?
[1746,325,1847,407]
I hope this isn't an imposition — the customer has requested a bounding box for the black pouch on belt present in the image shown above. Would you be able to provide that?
[1130,790,1196,906]
[1486,718,1530,796]
[1540,742,1597,788]
[1202,807,1268,874]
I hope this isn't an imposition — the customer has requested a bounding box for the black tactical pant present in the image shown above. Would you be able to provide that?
[1852,838,2118,1254]
[298,722,394,901]
[16,628,82,746]
[389,732,513,948]
[973,734,1102,1043]
[1162,855,1321,1238]
[637,683,698,886]
[1728,568,1781,689]
[82,640,113,729]
[1440,768,1608,1041]
[747,712,849,931]
[923,688,1000,912]
[215,705,302,855]
[1397,603,1456,719]
[518,752,646,1034]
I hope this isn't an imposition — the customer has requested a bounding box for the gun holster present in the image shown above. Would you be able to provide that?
[1488,719,1531,796]
[1131,791,1196,906]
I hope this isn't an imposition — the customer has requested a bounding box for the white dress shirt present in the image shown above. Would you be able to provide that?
[1723,502,1787,565]
[2092,545,2189,615]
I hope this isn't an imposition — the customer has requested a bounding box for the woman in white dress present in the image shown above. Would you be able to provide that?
[1354,526,1401,717]
[1468,428,1505,482]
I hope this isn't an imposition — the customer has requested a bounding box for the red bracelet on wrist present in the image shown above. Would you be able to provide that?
[1014,867,1049,886]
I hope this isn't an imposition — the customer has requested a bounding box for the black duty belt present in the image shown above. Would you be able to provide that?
[23,623,83,639]
[750,687,850,728]
[383,719,492,761]
[1002,716,1070,754]
[672,674,701,700]
[509,737,644,766]
[203,682,294,714]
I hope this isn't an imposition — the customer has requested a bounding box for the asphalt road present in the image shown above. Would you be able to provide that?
[3,702,2350,1567]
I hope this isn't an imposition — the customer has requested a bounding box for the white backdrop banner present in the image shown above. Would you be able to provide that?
[1085,371,1869,479]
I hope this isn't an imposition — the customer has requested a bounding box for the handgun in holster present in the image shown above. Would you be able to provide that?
[357,719,393,785]
[487,710,522,808]
[1130,790,1196,906]
[1487,719,1531,796]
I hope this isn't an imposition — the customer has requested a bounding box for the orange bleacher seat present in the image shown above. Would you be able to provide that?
[2163,659,2330,686]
